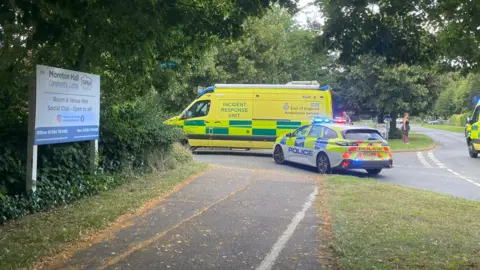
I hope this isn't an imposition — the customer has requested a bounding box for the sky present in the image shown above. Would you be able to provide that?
[292,0,324,27]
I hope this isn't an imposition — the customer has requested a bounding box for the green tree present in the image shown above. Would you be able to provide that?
[338,55,440,137]
[316,0,438,66]
[0,0,299,194]
[160,6,337,113]
[434,87,457,118]
[454,74,480,113]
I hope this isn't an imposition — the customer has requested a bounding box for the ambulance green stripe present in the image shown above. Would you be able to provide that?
[252,129,277,136]
[229,120,252,126]
[184,120,206,126]
[212,127,229,135]
[277,126,300,129]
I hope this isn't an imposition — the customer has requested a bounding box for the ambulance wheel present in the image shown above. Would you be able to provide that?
[468,141,478,158]
[366,168,382,175]
[273,145,285,164]
[316,152,331,174]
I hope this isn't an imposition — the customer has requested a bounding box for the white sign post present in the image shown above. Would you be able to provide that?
[26,65,101,192]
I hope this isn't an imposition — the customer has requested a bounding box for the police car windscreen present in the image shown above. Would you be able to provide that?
[343,129,383,140]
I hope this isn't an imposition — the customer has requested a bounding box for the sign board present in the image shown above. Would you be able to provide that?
[34,65,100,145]
[384,117,392,122]
[376,123,388,138]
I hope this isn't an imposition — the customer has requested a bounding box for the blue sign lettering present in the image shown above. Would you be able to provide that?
[288,147,313,156]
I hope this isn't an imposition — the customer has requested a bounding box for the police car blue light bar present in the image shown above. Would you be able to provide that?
[312,116,333,124]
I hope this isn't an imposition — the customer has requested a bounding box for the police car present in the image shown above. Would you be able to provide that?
[272,118,393,175]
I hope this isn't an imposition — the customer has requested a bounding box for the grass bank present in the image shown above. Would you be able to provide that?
[387,132,435,151]
[0,161,207,270]
[318,176,480,269]
[421,124,465,134]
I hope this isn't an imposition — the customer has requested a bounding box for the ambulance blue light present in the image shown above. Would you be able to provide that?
[197,86,215,98]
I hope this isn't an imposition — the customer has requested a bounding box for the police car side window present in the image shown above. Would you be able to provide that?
[186,100,211,119]
[308,126,324,137]
[293,125,310,137]
[322,127,338,139]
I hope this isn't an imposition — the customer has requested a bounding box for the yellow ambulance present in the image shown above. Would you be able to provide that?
[164,82,334,151]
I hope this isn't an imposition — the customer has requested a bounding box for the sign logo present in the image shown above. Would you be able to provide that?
[81,76,92,90]
[56,115,62,123]
[283,103,289,110]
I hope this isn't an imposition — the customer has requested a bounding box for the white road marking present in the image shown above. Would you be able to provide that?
[417,152,432,168]
[256,186,318,270]
[427,151,480,188]
[427,151,446,168]
[446,168,480,187]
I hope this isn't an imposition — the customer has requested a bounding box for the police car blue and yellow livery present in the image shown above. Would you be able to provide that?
[272,118,393,175]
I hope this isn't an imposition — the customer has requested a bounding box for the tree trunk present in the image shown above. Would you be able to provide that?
[74,24,89,71]
[377,112,384,124]
[390,113,398,133]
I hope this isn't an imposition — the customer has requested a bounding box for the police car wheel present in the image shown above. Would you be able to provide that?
[366,168,382,175]
[273,145,285,164]
[468,141,478,158]
[316,153,331,174]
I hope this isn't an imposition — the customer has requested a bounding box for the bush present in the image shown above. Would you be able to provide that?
[448,113,469,126]
[99,97,184,173]
[0,93,189,223]
[388,127,403,139]
[145,143,194,172]
[0,141,193,224]
[0,174,123,224]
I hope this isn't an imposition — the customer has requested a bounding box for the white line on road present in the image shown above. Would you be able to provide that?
[417,152,432,168]
[446,168,480,187]
[427,151,480,188]
[256,187,319,270]
[427,151,446,168]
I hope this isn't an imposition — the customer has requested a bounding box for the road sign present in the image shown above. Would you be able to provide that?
[26,65,100,192]
[34,65,100,145]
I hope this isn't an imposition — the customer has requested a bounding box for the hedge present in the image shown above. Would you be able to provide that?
[448,113,469,126]
[0,94,185,224]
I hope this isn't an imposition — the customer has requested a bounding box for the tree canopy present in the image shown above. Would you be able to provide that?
[335,54,440,131]
[316,0,480,70]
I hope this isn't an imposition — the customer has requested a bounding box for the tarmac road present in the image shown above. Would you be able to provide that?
[57,124,480,270]
[196,124,480,201]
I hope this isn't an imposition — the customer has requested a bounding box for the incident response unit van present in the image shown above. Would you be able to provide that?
[164,82,333,150]
[465,100,480,158]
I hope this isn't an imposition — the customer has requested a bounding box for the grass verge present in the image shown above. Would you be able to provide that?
[387,132,434,151]
[0,161,207,270]
[421,124,465,134]
[318,175,480,269]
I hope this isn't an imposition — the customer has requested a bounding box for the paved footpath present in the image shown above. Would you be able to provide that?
[58,165,321,270]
